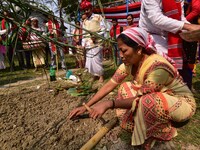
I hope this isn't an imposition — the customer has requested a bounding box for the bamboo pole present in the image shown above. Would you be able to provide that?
[80,117,118,150]
[56,53,59,73]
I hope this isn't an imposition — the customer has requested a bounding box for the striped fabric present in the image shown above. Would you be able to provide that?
[94,2,141,26]
[162,0,183,69]
[121,27,157,54]
[47,19,61,53]
[111,54,195,146]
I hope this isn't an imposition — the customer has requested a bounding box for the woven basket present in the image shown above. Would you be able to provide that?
[23,40,46,51]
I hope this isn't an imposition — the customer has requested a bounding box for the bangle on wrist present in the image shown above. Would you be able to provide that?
[111,99,115,109]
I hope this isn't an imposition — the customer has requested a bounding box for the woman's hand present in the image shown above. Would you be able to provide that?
[68,106,86,119]
[89,101,112,119]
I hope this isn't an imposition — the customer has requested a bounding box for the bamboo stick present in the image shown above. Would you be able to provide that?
[82,103,92,112]
[56,53,59,73]
[80,117,118,150]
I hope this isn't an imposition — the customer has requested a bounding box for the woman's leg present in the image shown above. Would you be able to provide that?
[116,82,138,132]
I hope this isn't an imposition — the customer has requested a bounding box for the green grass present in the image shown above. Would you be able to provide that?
[0,68,38,86]
[0,54,76,86]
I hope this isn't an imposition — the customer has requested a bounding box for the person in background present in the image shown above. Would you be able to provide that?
[102,40,112,61]
[69,27,196,149]
[72,21,84,68]
[0,10,16,71]
[1,10,27,71]
[110,18,123,66]
[18,18,32,69]
[80,13,87,43]
[42,19,51,68]
[185,0,200,22]
[0,20,7,70]
[184,0,200,78]
[80,0,105,82]
[45,13,66,70]
[84,34,104,82]
[61,27,69,55]
[30,17,45,71]
[81,13,87,23]
[72,21,82,48]
[80,13,87,65]
[124,14,137,30]
[139,0,200,90]
[72,21,82,56]
[110,18,123,41]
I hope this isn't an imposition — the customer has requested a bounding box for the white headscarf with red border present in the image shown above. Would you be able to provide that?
[121,27,157,54]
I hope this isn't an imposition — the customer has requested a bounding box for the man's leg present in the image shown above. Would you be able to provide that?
[178,68,192,90]
[16,50,25,69]
[44,43,50,67]
[25,51,31,68]
[58,47,66,69]
[50,46,56,69]
[6,46,15,71]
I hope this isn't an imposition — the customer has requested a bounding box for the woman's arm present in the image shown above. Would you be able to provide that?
[89,68,173,119]
[68,64,129,119]
[68,80,118,119]
[86,80,118,107]
[90,97,134,119]
[186,0,200,22]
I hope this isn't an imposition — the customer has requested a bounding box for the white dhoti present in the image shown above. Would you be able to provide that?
[85,46,103,76]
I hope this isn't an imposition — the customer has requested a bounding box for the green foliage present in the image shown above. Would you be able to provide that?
[61,0,79,15]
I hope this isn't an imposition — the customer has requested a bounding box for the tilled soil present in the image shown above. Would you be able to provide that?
[0,80,124,150]
[0,79,199,150]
